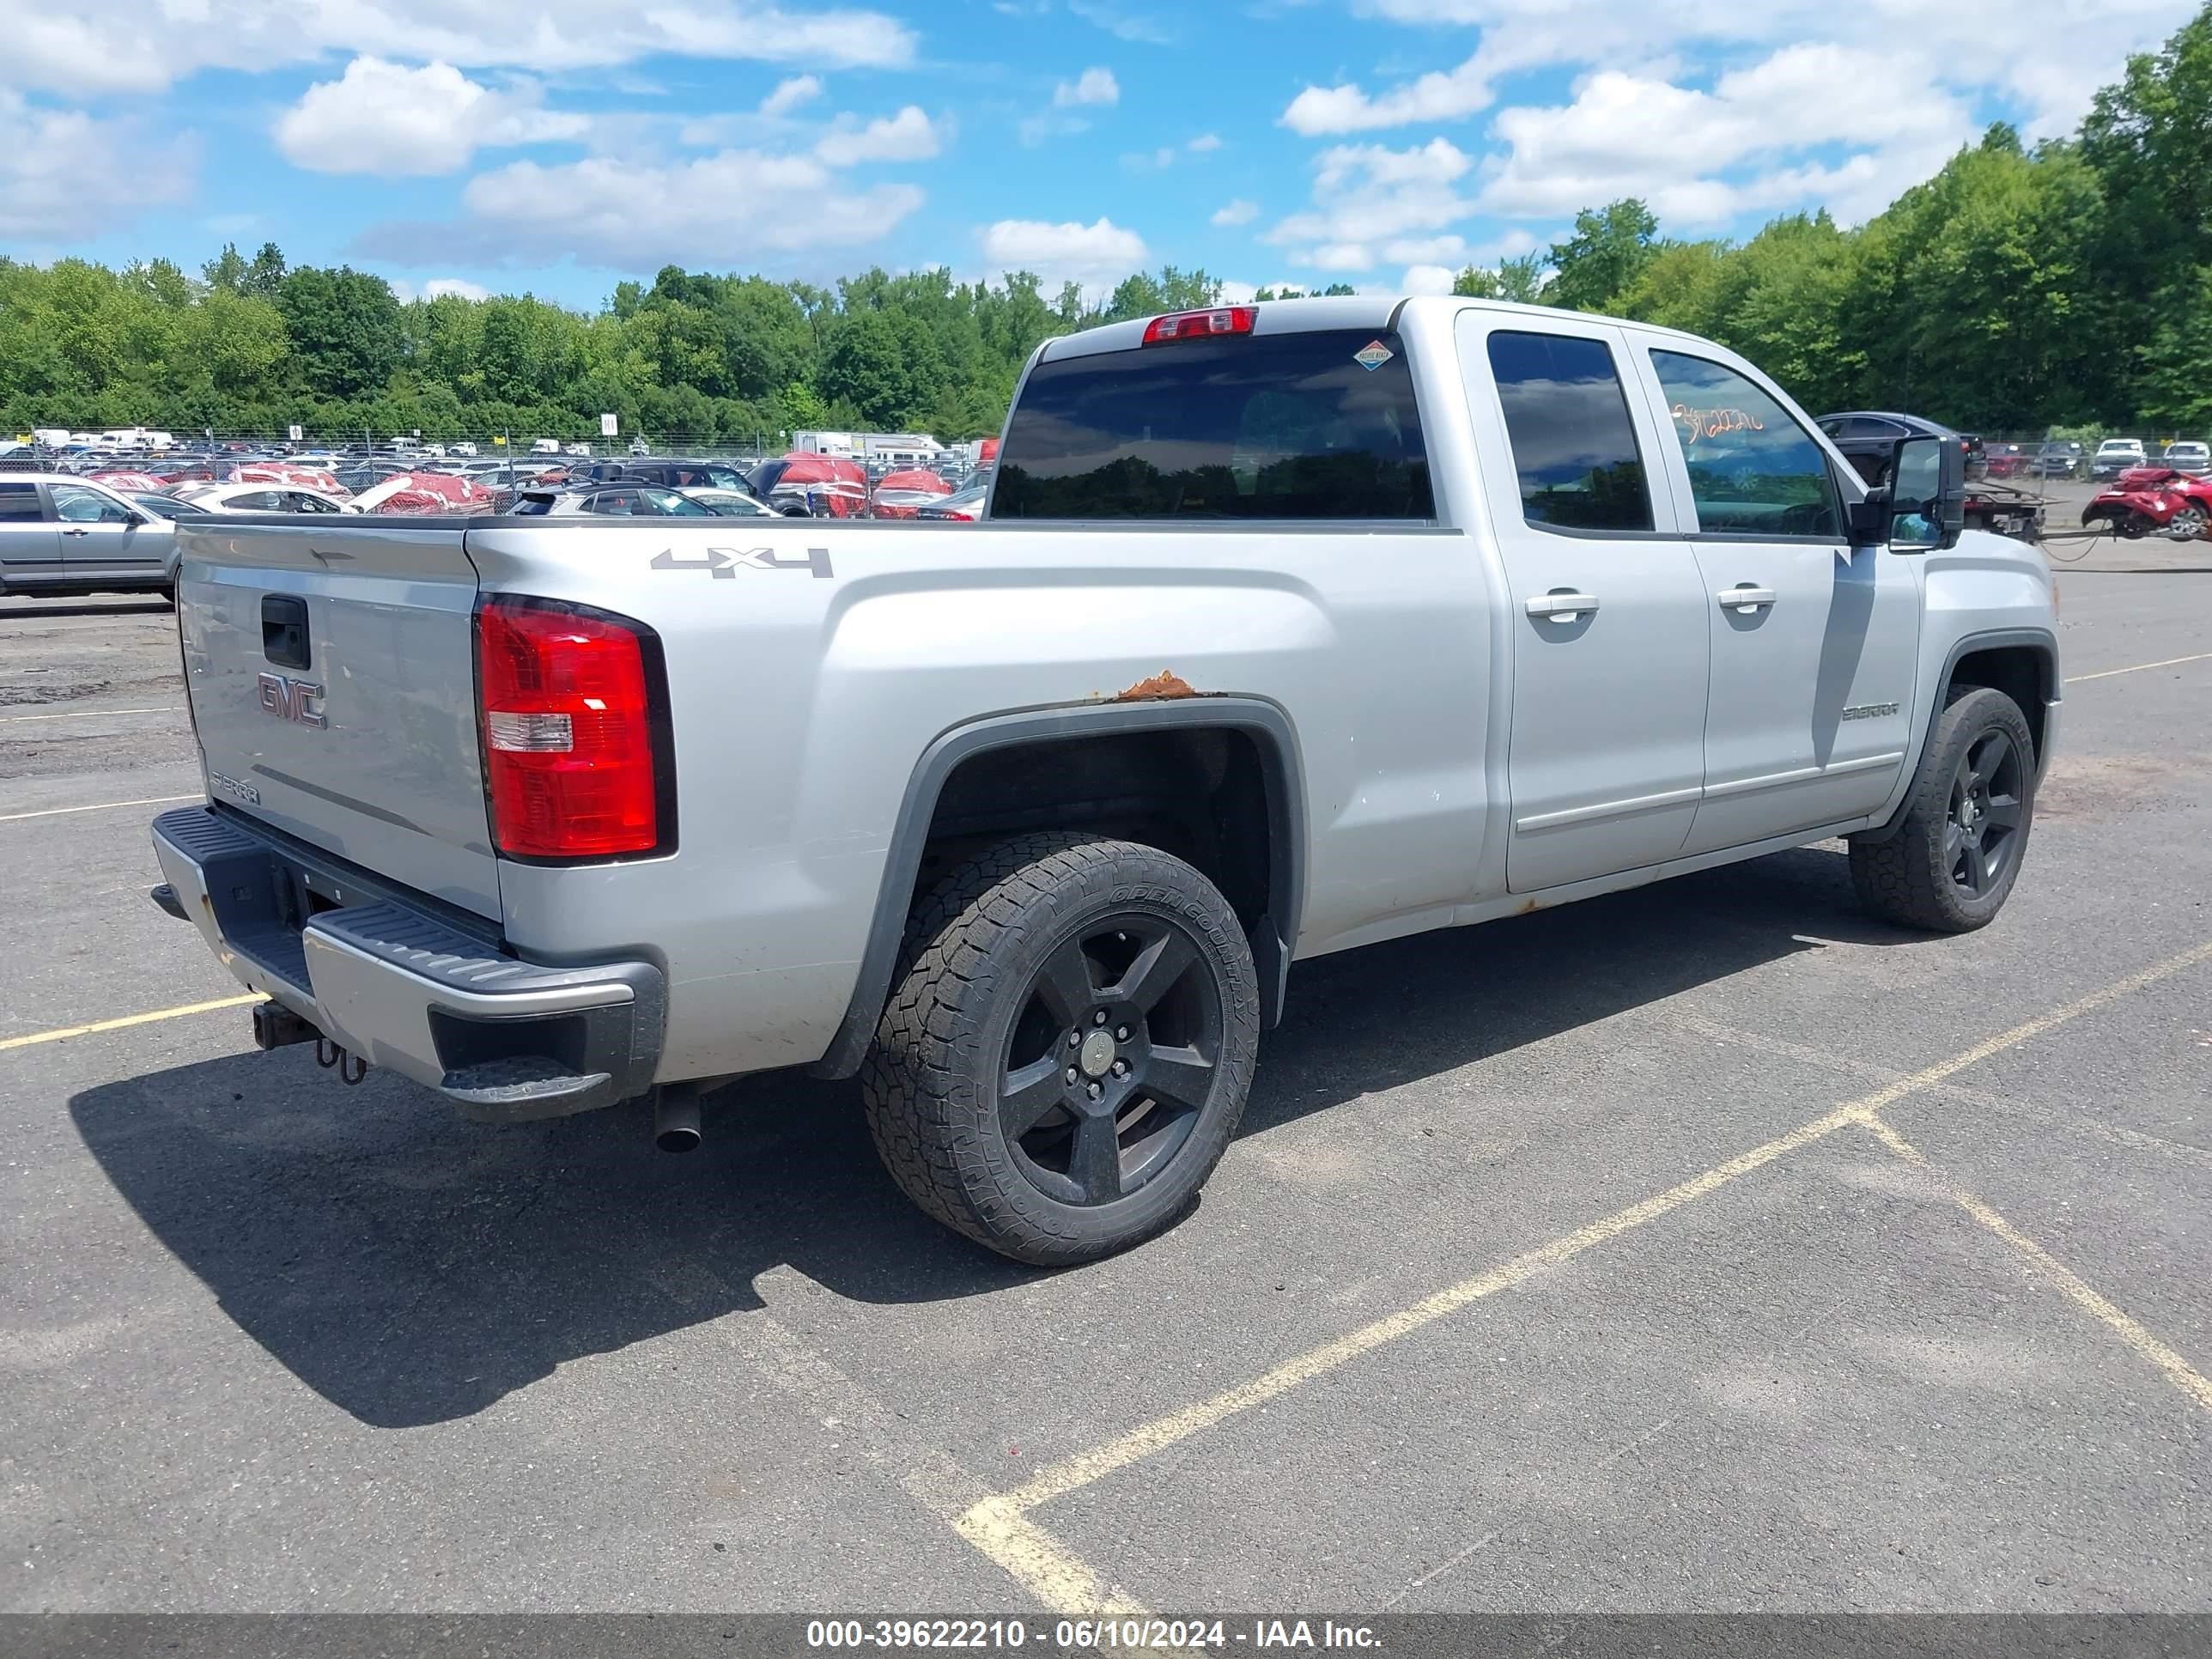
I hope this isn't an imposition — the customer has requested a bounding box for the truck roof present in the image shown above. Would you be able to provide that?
[1037,293,1727,363]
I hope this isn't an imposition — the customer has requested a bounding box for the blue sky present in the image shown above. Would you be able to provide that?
[3,0,2198,311]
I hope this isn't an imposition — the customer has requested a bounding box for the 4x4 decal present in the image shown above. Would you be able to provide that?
[650,545,834,580]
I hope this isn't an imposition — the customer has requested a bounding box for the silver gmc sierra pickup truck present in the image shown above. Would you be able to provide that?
[149,295,2059,1264]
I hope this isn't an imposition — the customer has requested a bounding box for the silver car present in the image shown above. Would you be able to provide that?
[0,473,178,599]
[507,484,722,517]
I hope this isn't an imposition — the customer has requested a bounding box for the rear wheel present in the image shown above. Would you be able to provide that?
[1849,685,2035,933]
[862,833,1259,1265]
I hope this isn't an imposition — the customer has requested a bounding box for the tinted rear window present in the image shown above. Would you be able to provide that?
[1486,331,1653,532]
[993,328,1431,520]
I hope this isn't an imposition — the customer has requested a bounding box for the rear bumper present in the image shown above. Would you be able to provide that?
[150,806,664,1122]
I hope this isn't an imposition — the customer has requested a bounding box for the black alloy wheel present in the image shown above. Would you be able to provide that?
[1944,727,2025,900]
[996,915,1222,1207]
[863,834,1260,1264]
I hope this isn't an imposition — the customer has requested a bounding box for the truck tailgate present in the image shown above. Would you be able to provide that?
[175,519,501,921]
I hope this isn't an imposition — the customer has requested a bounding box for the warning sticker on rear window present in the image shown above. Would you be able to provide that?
[1352,340,1395,371]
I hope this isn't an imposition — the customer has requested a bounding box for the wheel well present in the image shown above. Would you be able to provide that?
[1949,645,2050,760]
[917,727,1280,941]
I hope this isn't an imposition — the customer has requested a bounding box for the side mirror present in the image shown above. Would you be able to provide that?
[1885,434,1966,552]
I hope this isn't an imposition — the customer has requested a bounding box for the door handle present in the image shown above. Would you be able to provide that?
[1717,586,1776,613]
[61,527,90,537]
[1526,591,1600,623]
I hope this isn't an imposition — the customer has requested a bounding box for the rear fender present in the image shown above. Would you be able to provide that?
[807,698,1307,1080]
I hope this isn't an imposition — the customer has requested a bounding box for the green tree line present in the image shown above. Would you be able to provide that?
[3,7,2207,443]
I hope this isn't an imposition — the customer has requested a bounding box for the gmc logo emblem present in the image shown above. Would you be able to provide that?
[256,671,326,729]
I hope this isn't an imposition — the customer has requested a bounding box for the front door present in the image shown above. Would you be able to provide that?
[1631,343,1922,856]
[1458,314,1711,893]
[50,483,165,585]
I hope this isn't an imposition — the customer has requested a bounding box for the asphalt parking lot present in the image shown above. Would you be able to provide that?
[3,574,2208,1615]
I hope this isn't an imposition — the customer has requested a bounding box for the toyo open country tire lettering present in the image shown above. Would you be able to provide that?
[1848,684,2036,934]
[861,833,1261,1265]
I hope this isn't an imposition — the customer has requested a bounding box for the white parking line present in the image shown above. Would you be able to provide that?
[0,793,198,823]
[0,705,182,723]
[2066,651,2212,684]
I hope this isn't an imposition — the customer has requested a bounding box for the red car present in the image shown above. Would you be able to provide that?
[2083,465,2212,540]
[870,468,953,520]
[749,453,870,517]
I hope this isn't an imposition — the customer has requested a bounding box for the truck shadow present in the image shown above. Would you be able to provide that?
[70,843,1911,1429]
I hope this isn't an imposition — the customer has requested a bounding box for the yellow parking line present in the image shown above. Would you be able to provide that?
[0,705,181,723]
[2065,651,2212,684]
[0,793,198,823]
[0,994,259,1052]
[968,938,2212,1534]
[1863,1115,2212,1413]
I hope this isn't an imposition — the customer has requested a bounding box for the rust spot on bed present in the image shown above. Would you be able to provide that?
[1111,669,1202,702]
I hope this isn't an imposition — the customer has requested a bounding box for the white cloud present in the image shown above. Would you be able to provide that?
[275,58,586,176]
[1211,199,1261,228]
[1478,46,1974,228]
[1283,56,1498,137]
[1402,263,1458,296]
[1306,243,1375,272]
[359,150,925,270]
[1289,2,2197,143]
[388,276,493,302]
[1054,67,1121,106]
[979,216,1147,298]
[814,106,942,166]
[0,90,196,240]
[1187,132,1222,152]
[760,75,823,117]
[1267,138,1480,262]
[1068,2,1176,45]
[0,1,921,95]
[1122,146,1177,170]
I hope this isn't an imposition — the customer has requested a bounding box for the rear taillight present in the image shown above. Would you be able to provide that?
[1141,307,1256,344]
[477,598,665,859]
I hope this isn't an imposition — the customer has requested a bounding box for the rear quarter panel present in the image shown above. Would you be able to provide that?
[464,518,1497,1081]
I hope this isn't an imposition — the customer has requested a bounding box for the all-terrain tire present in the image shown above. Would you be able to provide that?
[1849,684,2036,933]
[860,833,1260,1265]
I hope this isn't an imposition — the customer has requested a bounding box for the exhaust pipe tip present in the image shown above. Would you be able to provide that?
[653,1083,703,1154]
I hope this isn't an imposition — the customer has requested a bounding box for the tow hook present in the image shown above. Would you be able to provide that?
[314,1036,369,1085]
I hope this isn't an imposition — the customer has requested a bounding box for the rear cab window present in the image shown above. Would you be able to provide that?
[993,326,1433,520]
[1485,331,1654,533]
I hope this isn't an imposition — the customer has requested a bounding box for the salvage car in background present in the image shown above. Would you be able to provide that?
[177,483,359,514]
[507,483,718,517]
[0,474,179,598]
[915,483,989,521]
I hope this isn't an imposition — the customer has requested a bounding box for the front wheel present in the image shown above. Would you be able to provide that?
[1848,685,2035,933]
[862,834,1260,1265]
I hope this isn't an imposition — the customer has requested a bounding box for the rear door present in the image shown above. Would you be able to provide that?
[1630,342,1920,856]
[0,480,59,581]
[1456,313,1711,892]
[177,520,501,918]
